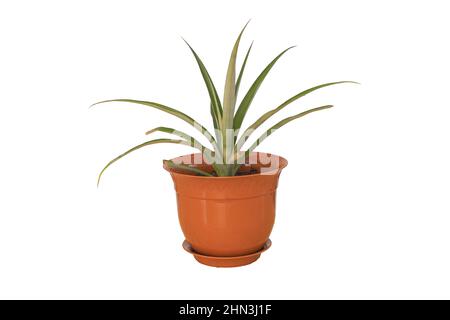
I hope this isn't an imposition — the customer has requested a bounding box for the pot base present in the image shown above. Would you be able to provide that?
[182,239,272,268]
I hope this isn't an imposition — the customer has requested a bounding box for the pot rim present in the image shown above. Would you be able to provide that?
[163,151,288,179]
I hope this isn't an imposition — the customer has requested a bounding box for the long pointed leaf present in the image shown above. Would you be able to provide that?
[236,81,357,149]
[90,99,218,151]
[246,105,334,153]
[210,102,223,150]
[145,126,215,163]
[233,41,253,146]
[183,39,223,129]
[222,21,249,131]
[235,41,253,98]
[164,160,213,177]
[97,138,185,186]
[210,103,219,130]
[233,46,295,131]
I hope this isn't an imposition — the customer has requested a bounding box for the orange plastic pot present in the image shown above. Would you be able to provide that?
[164,152,287,267]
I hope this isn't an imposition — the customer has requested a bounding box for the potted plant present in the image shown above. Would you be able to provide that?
[93,22,356,267]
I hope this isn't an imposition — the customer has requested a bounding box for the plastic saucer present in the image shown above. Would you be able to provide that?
[182,239,272,267]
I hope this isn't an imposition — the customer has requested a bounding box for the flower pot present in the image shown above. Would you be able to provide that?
[164,152,288,267]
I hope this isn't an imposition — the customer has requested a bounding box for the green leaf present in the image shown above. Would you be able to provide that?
[235,41,253,98]
[97,138,186,186]
[145,126,215,163]
[233,41,253,146]
[210,102,223,152]
[210,103,220,130]
[90,99,218,151]
[145,126,206,148]
[221,21,250,165]
[164,160,214,177]
[236,81,358,149]
[246,105,334,153]
[233,46,295,131]
[222,21,249,131]
[183,39,223,130]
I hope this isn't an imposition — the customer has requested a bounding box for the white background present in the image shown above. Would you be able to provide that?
[1,0,449,299]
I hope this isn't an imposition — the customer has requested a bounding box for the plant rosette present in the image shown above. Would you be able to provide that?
[93,21,357,267]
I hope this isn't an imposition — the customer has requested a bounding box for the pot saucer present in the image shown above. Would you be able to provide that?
[182,239,272,268]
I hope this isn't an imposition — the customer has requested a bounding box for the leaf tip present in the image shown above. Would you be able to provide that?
[89,100,116,109]
[89,102,100,109]
[145,128,157,135]
[242,19,251,31]
[181,37,192,49]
